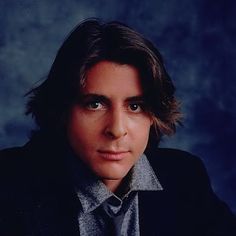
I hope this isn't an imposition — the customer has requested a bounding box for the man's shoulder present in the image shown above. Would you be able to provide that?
[0,136,53,166]
[146,148,208,188]
[0,145,30,180]
[0,142,42,187]
[147,147,203,167]
[0,145,27,168]
[0,145,25,157]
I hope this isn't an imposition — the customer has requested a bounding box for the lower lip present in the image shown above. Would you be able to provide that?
[98,152,129,161]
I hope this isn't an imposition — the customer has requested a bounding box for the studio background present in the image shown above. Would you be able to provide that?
[0,0,235,213]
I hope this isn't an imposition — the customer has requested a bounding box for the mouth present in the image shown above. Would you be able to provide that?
[97,150,130,161]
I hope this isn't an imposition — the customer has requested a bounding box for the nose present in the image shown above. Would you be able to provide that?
[104,108,127,139]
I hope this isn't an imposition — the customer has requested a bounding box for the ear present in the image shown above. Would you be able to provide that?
[150,119,154,126]
[149,115,154,126]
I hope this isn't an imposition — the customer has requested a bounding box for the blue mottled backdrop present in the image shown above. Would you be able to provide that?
[0,0,235,213]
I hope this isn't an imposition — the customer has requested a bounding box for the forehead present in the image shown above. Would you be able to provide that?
[83,60,143,96]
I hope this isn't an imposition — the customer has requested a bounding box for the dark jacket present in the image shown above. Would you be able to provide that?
[1,136,236,236]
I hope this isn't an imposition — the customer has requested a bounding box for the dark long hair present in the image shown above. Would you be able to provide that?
[26,18,181,144]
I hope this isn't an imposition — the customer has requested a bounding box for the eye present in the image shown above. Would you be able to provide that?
[86,101,104,110]
[128,103,143,113]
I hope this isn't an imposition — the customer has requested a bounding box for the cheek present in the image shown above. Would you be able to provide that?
[132,116,152,134]
[68,110,97,136]
[67,120,94,161]
[131,119,152,150]
[67,111,88,146]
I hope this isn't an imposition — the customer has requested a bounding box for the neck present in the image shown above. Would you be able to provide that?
[102,179,123,194]
[102,174,131,197]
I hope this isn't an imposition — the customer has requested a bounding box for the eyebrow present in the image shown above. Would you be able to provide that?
[125,95,145,103]
[80,93,145,103]
[80,94,110,104]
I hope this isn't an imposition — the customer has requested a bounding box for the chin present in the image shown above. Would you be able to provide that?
[96,167,130,180]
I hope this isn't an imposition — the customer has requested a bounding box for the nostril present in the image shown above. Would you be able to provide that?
[104,126,127,139]
[105,130,116,139]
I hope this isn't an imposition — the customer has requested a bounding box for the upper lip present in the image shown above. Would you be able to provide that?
[98,150,129,154]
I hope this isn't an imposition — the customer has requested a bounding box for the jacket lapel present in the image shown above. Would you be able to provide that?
[138,190,179,236]
[33,181,81,236]
[139,191,162,236]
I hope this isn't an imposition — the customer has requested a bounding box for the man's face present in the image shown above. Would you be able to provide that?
[67,61,152,191]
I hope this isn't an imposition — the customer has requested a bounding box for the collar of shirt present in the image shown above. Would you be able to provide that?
[68,153,163,214]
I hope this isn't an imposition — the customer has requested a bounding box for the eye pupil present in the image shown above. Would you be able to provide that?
[130,104,139,111]
[86,101,102,110]
[91,102,99,108]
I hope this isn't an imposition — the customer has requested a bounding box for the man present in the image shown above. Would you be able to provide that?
[0,19,235,236]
